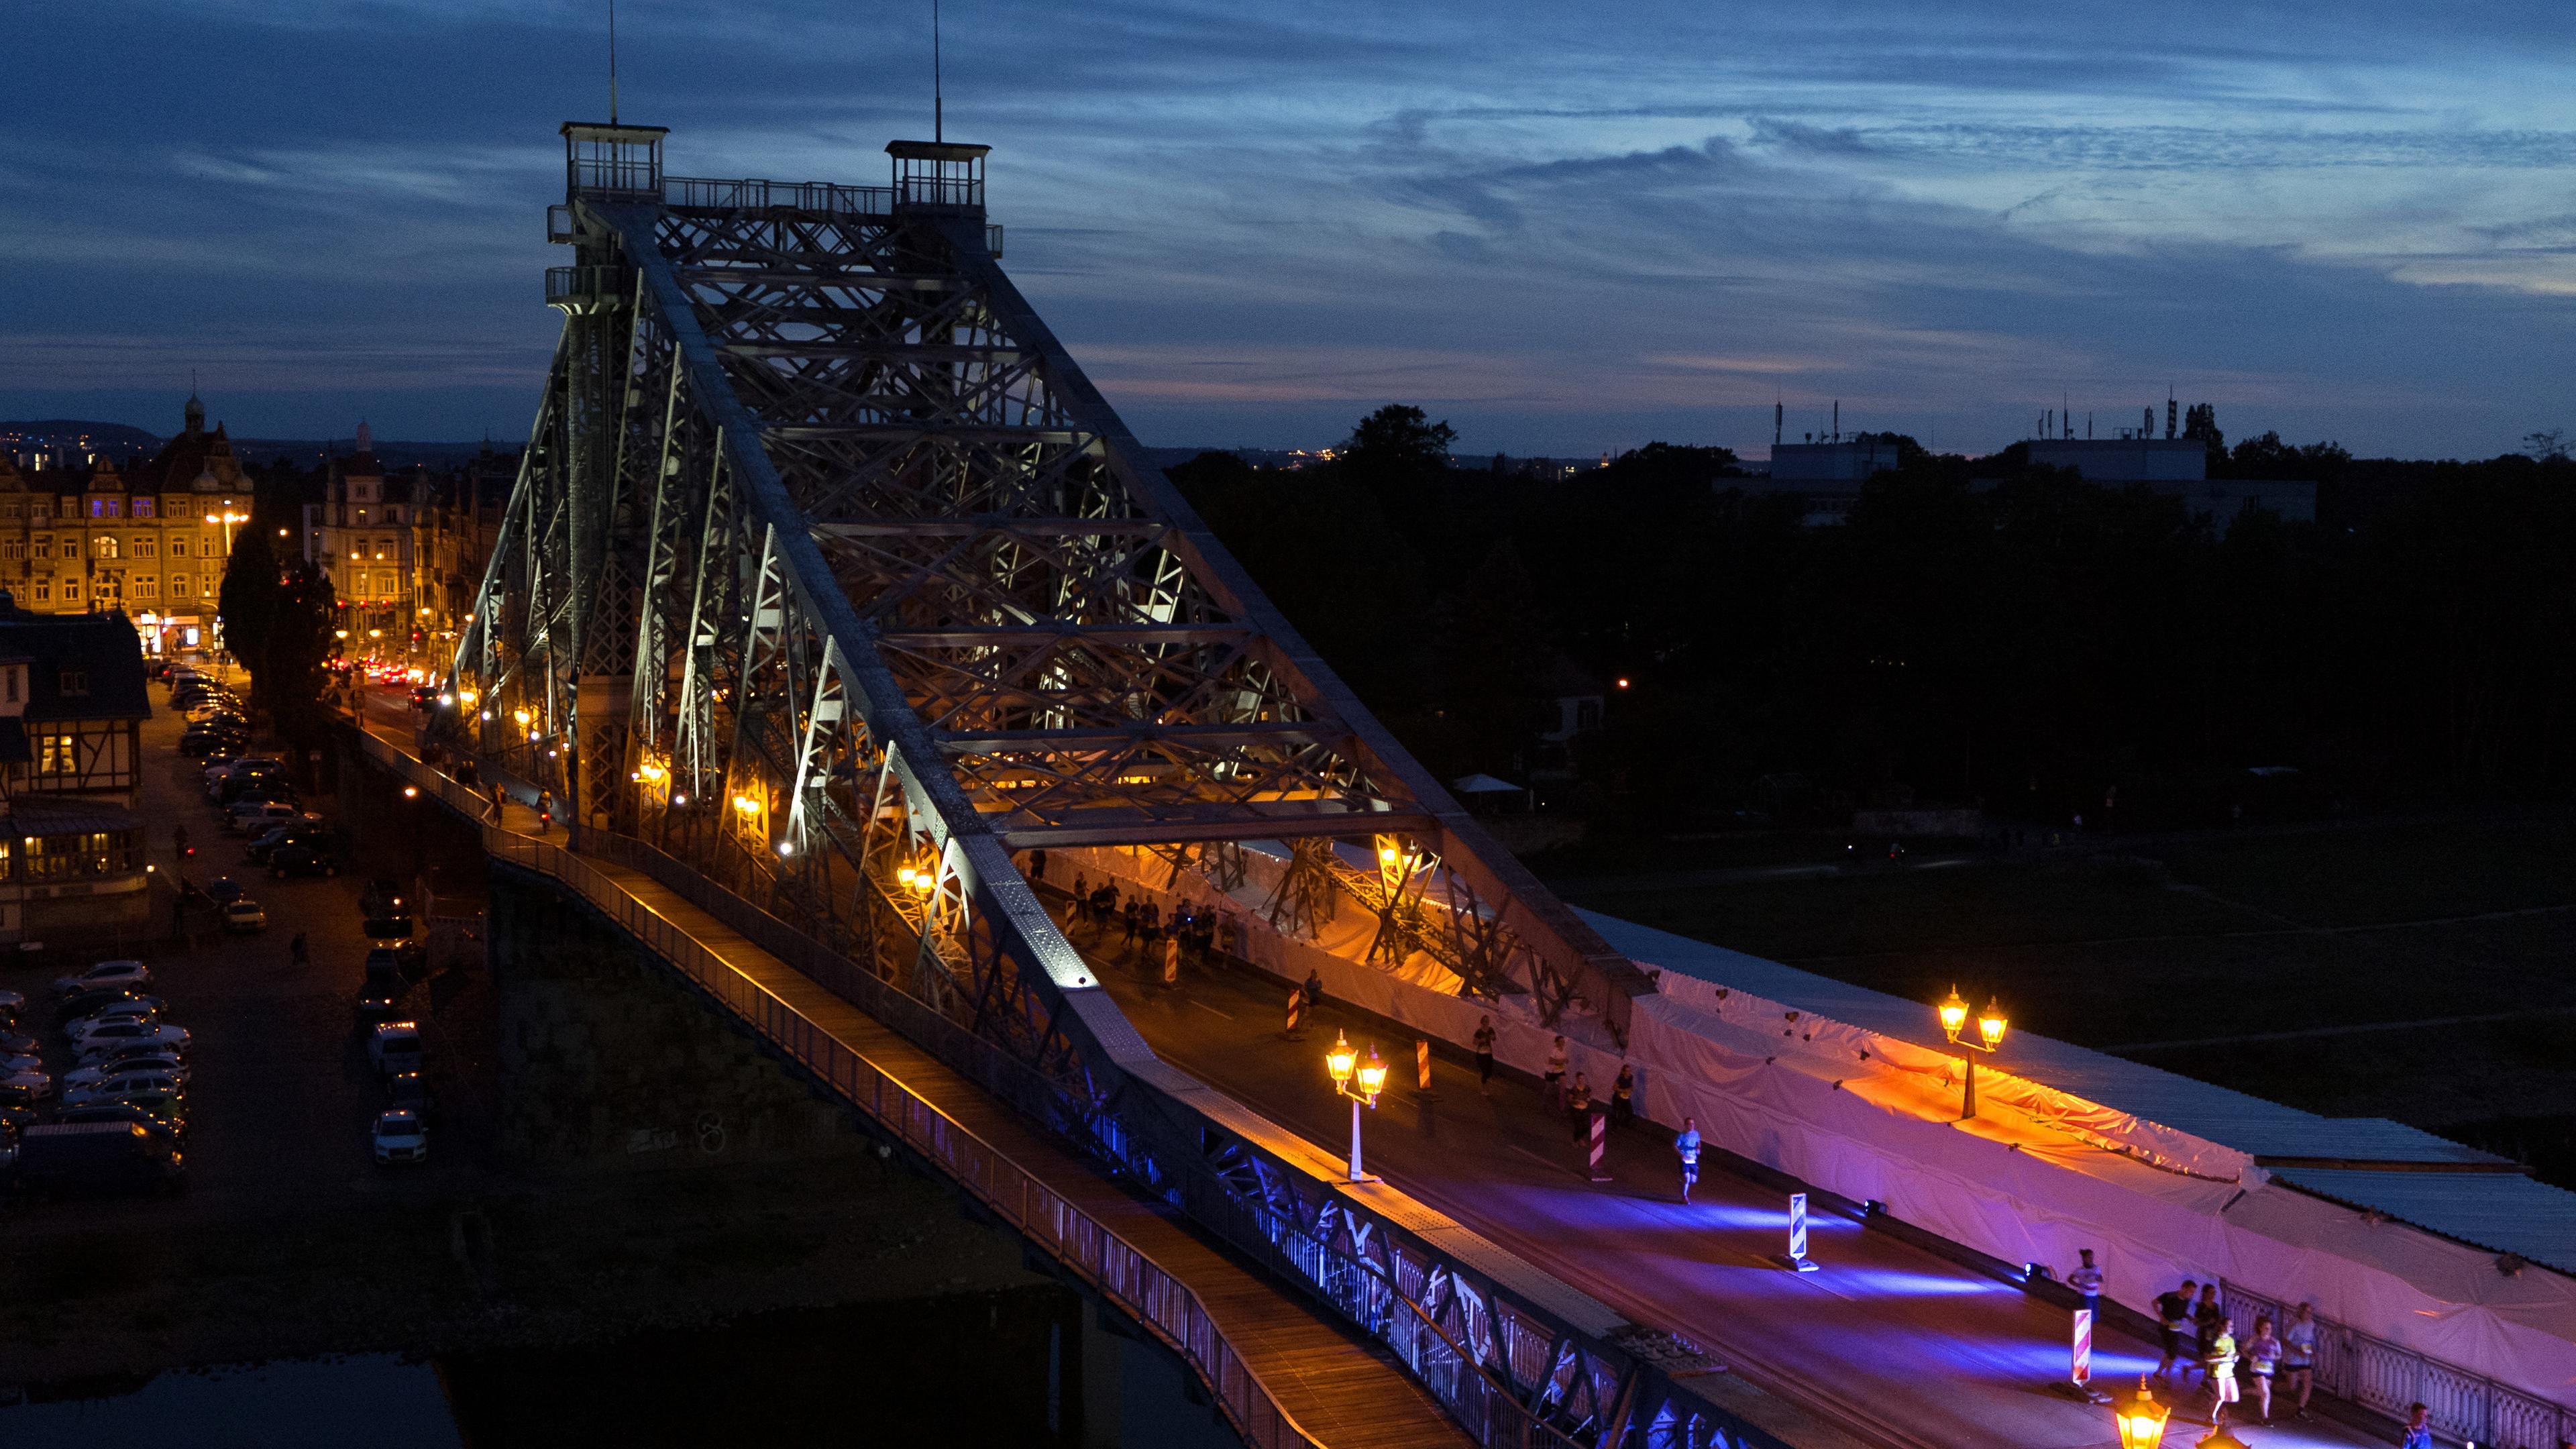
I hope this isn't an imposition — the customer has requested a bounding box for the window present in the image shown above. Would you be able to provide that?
[5,669,17,703]
[0,542,18,561]
[168,538,188,557]
[0,501,16,518]
[37,731,74,771]
[62,581,79,602]
[30,582,48,603]
[32,539,49,560]
[28,504,47,523]
[388,507,403,524]
[133,537,155,559]
[133,577,156,600]
[202,576,216,597]
[170,574,189,596]
[131,498,154,519]
[94,535,117,560]
[58,670,85,697]
[90,498,121,519]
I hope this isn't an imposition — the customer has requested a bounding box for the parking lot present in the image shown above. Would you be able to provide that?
[0,663,502,1371]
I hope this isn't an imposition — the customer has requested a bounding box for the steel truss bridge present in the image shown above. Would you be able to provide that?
[443,123,1754,1449]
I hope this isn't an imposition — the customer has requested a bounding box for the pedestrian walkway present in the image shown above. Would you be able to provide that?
[1060,908,2391,1449]
[350,709,1470,1449]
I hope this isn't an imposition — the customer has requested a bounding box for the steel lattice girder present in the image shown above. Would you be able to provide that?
[455,176,1648,1050]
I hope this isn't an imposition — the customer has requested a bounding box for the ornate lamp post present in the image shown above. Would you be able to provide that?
[1324,1029,1388,1183]
[1936,985,2009,1119]
[2112,1378,2172,1449]
[2193,1424,2252,1449]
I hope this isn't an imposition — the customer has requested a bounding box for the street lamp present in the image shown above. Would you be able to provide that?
[2112,1379,2172,1449]
[1324,1029,1388,1183]
[2192,1424,2251,1449]
[1935,984,2009,1120]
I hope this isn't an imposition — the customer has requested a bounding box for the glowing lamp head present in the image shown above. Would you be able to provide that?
[401,786,418,799]
[1978,998,2008,1051]
[1378,844,1399,867]
[513,708,531,727]
[910,870,936,896]
[732,794,760,816]
[2112,1379,2171,1449]
[898,865,918,887]
[1937,986,1970,1042]
[1326,1030,1356,1089]
[1354,1044,1389,1104]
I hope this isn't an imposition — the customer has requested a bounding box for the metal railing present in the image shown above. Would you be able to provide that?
[2223,1280,2574,1448]
[544,265,631,309]
[664,176,896,215]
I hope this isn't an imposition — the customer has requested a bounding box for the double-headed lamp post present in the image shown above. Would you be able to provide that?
[2112,1378,2171,1449]
[1325,1029,1389,1183]
[1937,985,2008,1120]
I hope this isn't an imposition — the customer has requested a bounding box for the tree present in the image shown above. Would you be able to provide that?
[217,530,280,686]
[262,561,340,749]
[2183,402,2226,476]
[1342,405,1457,479]
[2526,429,2569,463]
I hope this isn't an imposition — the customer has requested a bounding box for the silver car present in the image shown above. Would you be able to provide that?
[72,1022,191,1061]
[64,1071,182,1109]
[53,959,150,998]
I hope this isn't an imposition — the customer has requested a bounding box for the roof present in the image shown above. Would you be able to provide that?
[0,611,150,721]
[2271,1169,2576,1275]
[5,797,144,836]
[1582,910,2512,1169]
[1452,773,1526,794]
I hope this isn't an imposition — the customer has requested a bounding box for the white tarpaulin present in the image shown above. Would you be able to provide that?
[1060,845,2576,1403]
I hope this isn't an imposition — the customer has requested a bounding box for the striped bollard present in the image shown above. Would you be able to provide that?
[1587,1109,1613,1182]
[2072,1306,2094,1388]
[1782,1191,1818,1272]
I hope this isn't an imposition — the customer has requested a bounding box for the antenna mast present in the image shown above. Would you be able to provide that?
[933,0,944,142]
[608,0,619,125]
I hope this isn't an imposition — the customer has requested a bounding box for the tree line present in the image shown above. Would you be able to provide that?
[1169,406,2576,833]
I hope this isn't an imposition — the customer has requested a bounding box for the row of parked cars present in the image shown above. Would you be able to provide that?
[172,668,251,759]
[1,959,192,1195]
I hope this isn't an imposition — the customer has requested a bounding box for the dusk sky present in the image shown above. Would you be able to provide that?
[3,0,2569,459]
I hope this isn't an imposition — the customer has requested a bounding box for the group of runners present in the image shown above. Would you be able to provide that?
[2153,1277,2320,1424]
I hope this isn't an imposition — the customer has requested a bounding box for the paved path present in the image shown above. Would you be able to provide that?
[353,698,1469,1449]
[1056,908,2387,1449]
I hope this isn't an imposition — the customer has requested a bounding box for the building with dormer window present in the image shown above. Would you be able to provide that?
[301,422,421,655]
[0,600,150,942]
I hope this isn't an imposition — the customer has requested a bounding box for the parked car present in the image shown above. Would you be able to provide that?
[249,822,328,863]
[360,878,407,918]
[371,1109,429,1165]
[78,1040,189,1075]
[0,1067,50,1099]
[0,1028,39,1057]
[64,1071,183,1110]
[384,1070,432,1118]
[178,726,248,757]
[205,877,245,905]
[356,969,402,1019]
[225,802,299,835]
[56,1101,183,1144]
[0,987,25,1019]
[223,898,268,933]
[53,959,150,998]
[369,1022,424,1078]
[60,997,162,1040]
[271,841,343,879]
[59,986,160,1025]
[64,1053,188,1089]
[9,1121,184,1195]
[72,1022,191,1061]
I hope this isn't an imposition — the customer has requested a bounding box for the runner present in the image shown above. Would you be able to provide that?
[1544,1034,1568,1112]
[1472,1015,1497,1093]
[1674,1116,1703,1205]
[2204,1315,2241,1418]
[2068,1248,2105,1316]
[1566,1071,1592,1140]
[2400,1403,2433,1449]
[2153,1279,2199,1379]
[2192,1284,2224,1385]
[2244,1315,2282,1422]
[2282,1301,2318,1419]
[1611,1061,1634,1126]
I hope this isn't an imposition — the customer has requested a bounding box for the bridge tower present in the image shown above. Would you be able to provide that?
[452,119,1654,1134]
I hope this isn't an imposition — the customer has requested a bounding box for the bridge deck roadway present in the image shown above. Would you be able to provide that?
[1063,916,2392,1449]
[354,708,1469,1449]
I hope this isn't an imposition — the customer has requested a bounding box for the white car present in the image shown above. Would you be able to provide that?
[223,898,268,933]
[226,801,298,834]
[64,1054,189,1089]
[369,1022,424,1077]
[72,1022,191,1060]
[371,1109,429,1165]
[64,1071,182,1109]
[0,1052,42,1077]
[1,1067,52,1097]
[62,1002,158,1041]
[54,959,150,998]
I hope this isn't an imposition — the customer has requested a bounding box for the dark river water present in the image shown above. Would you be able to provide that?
[0,1289,1241,1448]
